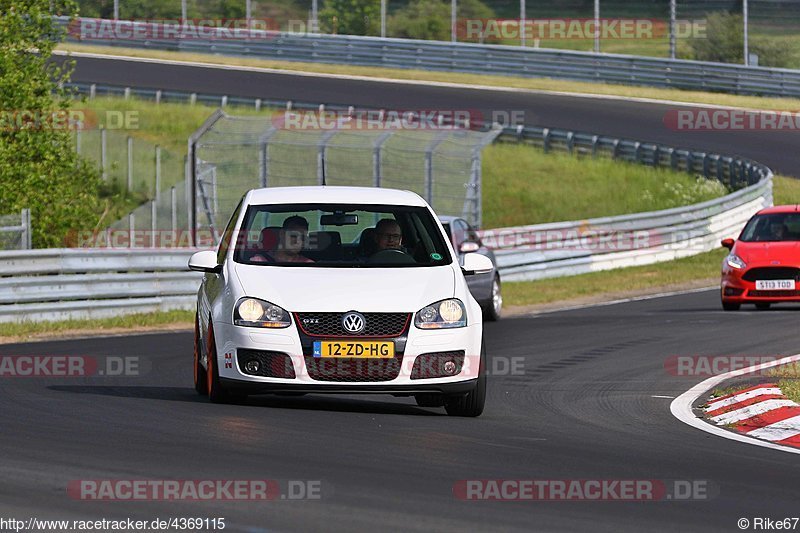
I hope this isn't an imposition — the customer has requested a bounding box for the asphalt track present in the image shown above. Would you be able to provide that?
[2,291,800,531]
[65,54,800,175]
[2,55,795,531]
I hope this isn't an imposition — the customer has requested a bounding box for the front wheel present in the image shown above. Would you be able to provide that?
[206,322,233,404]
[483,275,502,322]
[722,300,741,311]
[193,314,208,395]
[444,342,486,417]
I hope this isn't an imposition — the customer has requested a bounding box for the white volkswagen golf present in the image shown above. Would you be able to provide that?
[189,186,493,416]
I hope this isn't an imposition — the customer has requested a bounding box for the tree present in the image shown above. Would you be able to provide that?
[688,11,794,68]
[319,0,380,36]
[0,0,103,247]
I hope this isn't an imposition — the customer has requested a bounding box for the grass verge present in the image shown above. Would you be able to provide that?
[59,43,800,112]
[0,310,194,343]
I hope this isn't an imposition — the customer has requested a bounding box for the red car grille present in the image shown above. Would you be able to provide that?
[747,290,800,297]
[742,267,800,282]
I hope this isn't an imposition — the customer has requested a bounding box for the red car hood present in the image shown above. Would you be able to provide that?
[733,241,800,266]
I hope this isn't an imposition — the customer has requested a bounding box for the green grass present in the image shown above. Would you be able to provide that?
[483,143,727,227]
[59,43,800,112]
[0,310,194,341]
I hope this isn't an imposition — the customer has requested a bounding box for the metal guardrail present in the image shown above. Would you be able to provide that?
[0,249,201,323]
[59,17,800,98]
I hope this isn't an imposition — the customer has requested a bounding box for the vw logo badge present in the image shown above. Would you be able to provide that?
[342,312,366,334]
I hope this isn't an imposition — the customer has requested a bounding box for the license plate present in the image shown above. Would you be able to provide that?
[755,279,796,290]
[313,340,395,358]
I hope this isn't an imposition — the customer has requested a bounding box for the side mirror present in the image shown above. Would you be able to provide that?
[189,250,221,273]
[459,241,480,253]
[721,238,735,250]
[462,252,493,276]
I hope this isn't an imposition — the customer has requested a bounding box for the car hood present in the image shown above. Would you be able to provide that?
[733,241,800,265]
[232,263,456,312]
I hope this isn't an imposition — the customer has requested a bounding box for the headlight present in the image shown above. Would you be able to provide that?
[726,254,746,269]
[234,298,291,328]
[415,299,467,329]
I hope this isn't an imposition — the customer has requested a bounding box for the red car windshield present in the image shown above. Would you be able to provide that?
[740,213,800,242]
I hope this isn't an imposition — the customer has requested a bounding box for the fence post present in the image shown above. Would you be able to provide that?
[373,131,393,188]
[100,127,107,180]
[128,213,135,249]
[127,136,134,193]
[155,145,161,202]
[170,186,177,237]
[151,201,157,248]
[20,208,31,250]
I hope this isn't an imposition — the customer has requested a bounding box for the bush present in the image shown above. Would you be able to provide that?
[0,0,104,248]
[319,0,380,36]
[688,11,795,68]
[389,0,496,42]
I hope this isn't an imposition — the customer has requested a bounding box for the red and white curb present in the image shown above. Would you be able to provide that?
[670,353,800,455]
[703,383,800,448]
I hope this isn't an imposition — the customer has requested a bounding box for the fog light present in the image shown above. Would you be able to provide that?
[244,359,261,374]
[443,360,457,375]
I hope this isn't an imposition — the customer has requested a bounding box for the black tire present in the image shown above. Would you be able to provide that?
[444,342,486,417]
[206,322,233,404]
[193,314,208,395]
[722,300,741,311]
[755,302,771,310]
[482,275,502,322]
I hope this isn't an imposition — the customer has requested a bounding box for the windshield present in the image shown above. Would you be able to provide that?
[740,213,800,242]
[232,203,452,267]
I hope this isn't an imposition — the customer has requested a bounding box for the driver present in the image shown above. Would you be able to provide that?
[768,219,788,241]
[373,219,404,252]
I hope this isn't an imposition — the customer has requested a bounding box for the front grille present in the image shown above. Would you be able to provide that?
[304,356,403,382]
[748,290,800,297]
[411,351,465,379]
[295,312,410,337]
[742,267,800,282]
[237,349,296,379]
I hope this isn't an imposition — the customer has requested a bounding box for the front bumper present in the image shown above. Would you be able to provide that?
[722,269,800,303]
[212,320,483,392]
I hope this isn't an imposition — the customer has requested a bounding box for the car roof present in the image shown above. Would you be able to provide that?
[756,205,800,215]
[245,186,428,207]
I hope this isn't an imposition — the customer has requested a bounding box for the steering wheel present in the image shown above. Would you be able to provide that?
[367,248,416,264]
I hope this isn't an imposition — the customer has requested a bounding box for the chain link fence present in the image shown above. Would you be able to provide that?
[190,111,501,243]
[0,210,32,250]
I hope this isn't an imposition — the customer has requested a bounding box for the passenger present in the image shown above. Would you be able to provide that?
[252,216,314,263]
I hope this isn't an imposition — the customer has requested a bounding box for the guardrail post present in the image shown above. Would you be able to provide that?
[516,125,524,142]
[611,139,620,160]
[155,90,161,104]
[702,153,710,178]
[89,83,96,99]
[566,131,574,154]
[190,93,196,105]
[124,87,130,100]
[686,152,694,174]
[633,142,642,163]
[653,145,660,167]
[255,98,261,111]
[542,128,550,153]
[591,135,598,157]
[669,148,677,170]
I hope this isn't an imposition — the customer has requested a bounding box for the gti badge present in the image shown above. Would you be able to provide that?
[342,312,366,334]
